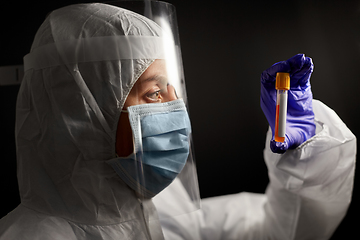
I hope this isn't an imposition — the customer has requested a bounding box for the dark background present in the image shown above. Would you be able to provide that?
[1,0,359,239]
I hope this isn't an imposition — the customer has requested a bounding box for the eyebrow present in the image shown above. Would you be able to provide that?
[144,75,168,86]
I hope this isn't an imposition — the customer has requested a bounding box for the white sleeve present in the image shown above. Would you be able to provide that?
[156,100,356,240]
[260,99,356,239]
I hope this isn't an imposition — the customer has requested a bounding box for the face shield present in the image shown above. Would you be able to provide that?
[104,1,201,218]
[22,0,200,222]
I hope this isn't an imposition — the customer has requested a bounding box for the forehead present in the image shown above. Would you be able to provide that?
[136,59,168,86]
[139,60,167,80]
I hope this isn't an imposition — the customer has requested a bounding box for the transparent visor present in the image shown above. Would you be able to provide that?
[106,0,201,219]
[23,0,200,220]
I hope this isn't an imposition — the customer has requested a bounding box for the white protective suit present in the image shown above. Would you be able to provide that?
[0,3,356,240]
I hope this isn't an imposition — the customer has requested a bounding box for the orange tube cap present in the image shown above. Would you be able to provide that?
[276,72,290,90]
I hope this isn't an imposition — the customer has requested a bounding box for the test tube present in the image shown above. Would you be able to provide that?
[274,72,290,142]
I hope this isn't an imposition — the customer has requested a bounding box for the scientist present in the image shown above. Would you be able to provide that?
[0,2,356,240]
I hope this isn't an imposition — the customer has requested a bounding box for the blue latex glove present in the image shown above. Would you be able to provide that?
[260,54,316,153]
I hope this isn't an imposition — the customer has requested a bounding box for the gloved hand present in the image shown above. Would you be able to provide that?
[260,54,316,153]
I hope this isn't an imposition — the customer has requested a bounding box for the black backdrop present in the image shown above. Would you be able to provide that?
[1,1,359,239]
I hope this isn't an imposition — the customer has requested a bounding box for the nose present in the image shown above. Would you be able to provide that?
[163,84,178,102]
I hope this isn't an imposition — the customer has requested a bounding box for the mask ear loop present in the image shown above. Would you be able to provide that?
[127,110,147,198]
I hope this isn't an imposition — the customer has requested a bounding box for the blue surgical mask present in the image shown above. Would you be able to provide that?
[107,99,191,198]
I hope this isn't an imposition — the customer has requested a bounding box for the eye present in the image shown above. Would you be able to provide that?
[146,89,162,101]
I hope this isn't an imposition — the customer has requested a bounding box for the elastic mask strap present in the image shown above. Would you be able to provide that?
[23,36,166,71]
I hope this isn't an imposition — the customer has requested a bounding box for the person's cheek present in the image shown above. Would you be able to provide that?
[115,112,133,157]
